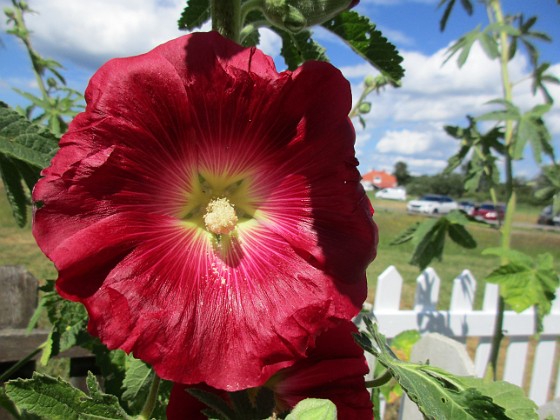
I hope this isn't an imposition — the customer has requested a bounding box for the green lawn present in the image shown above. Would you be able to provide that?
[367,196,560,309]
[1,184,559,311]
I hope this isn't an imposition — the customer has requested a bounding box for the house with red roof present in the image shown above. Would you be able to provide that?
[361,170,397,191]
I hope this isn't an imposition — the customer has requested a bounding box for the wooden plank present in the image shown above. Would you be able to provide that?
[449,270,476,312]
[374,265,402,311]
[503,337,529,387]
[0,329,91,362]
[0,266,38,329]
[414,267,440,312]
[529,336,557,406]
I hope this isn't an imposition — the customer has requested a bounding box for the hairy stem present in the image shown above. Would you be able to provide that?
[211,0,242,43]
[138,375,161,420]
[10,1,50,102]
[486,0,515,380]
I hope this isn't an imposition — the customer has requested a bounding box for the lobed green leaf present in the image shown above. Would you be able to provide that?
[285,398,337,420]
[272,27,328,70]
[4,372,130,420]
[177,0,210,30]
[322,11,404,82]
[121,356,154,414]
[357,319,538,419]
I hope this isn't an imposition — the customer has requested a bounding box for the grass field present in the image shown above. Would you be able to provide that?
[367,195,560,309]
[1,183,559,311]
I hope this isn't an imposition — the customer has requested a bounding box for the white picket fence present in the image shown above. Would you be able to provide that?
[364,265,560,407]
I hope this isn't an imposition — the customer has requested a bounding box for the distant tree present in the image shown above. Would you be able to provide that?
[393,161,412,185]
[406,173,465,198]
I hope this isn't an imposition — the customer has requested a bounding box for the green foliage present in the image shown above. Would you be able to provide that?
[121,356,155,414]
[444,116,504,193]
[5,372,131,419]
[406,173,466,198]
[375,330,420,410]
[187,386,275,420]
[532,63,560,104]
[355,318,539,420]
[484,248,559,332]
[271,27,328,70]
[29,280,90,364]
[535,165,560,213]
[477,101,554,164]
[285,399,337,420]
[390,210,477,271]
[393,161,412,186]
[322,11,404,82]
[0,103,58,226]
[438,0,473,32]
[177,1,405,82]
[177,0,210,30]
[4,2,84,136]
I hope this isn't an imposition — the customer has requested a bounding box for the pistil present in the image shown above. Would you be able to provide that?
[203,197,238,235]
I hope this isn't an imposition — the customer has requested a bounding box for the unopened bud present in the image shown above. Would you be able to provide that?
[358,102,371,114]
[263,0,356,33]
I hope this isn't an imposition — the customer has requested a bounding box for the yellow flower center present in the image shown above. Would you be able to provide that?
[203,197,238,235]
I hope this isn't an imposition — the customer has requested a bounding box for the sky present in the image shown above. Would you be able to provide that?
[0,0,559,179]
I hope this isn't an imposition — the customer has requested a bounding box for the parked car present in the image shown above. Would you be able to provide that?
[375,187,407,201]
[537,205,560,226]
[473,203,505,222]
[458,200,476,216]
[407,194,458,214]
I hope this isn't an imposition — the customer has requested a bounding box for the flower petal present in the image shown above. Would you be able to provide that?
[32,32,377,390]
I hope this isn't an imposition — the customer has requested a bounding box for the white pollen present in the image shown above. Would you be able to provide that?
[204,197,238,235]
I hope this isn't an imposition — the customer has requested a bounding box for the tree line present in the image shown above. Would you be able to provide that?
[393,161,554,206]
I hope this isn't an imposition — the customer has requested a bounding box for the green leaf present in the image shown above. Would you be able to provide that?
[37,281,90,364]
[357,319,537,420]
[322,11,404,82]
[448,223,477,249]
[121,356,154,414]
[0,103,58,225]
[177,0,210,30]
[438,0,473,32]
[512,104,554,163]
[285,398,337,420]
[0,155,29,226]
[272,27,328,70]
[187,387,236,420]
[392,212,477,270]
[485,251,559,332]
[460,377,539,419]
[5,372,130,420]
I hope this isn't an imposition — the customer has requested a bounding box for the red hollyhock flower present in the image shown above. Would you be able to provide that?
[32,32,377,390]
[167,321,373,419]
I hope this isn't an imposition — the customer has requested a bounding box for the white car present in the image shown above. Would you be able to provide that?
[375,187,407,201]
[407,194,458,214]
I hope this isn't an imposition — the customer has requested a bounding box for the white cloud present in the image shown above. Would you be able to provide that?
[376,129,434,154]
[20,0,281,71]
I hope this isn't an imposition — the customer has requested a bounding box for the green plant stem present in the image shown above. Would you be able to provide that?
[0,346,42,382]
[364,369,393,388]
[349,85,373,118]
[486,0,515,380]
[211,0,242,43]
[240,0,263,25]
[11,2,50,102]
[137,375,161,420]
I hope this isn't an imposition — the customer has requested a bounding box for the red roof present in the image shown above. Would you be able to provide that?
[361,170,397,189]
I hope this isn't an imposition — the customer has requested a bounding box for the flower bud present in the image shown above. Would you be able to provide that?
[364,75,375,87]
[358,102,371,114]
[262,0,357,33]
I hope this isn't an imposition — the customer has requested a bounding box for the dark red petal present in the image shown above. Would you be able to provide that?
[272,321,373,419]
[167,383,227,420]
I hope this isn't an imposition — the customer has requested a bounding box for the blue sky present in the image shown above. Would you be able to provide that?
[1,0,559,179]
